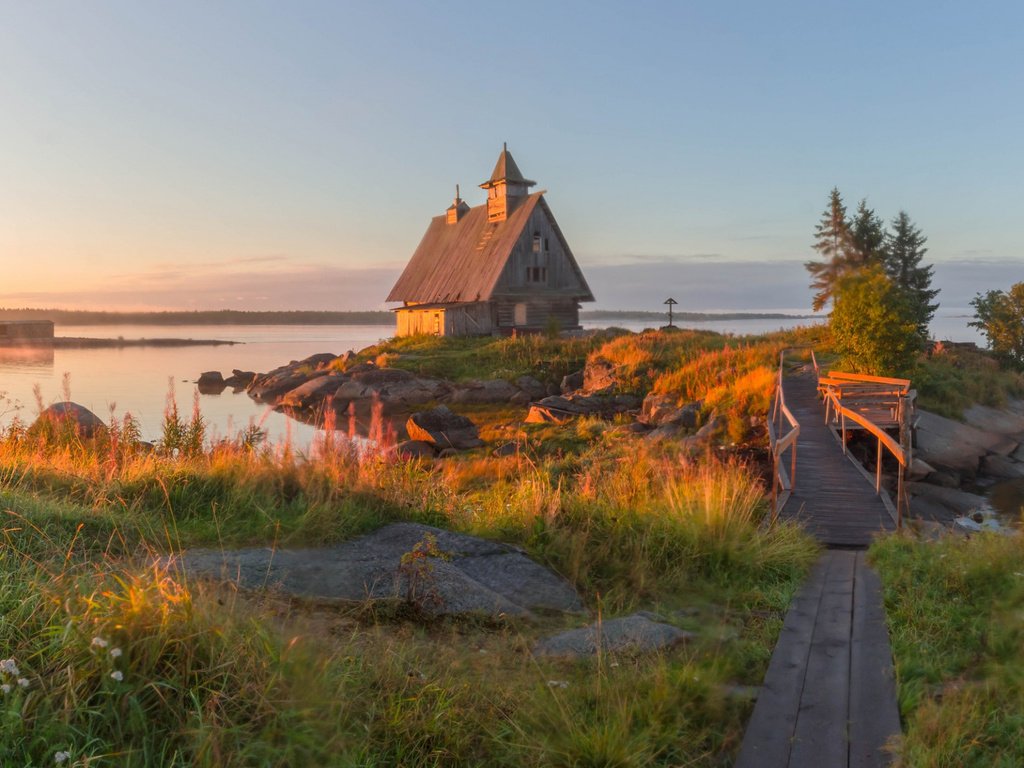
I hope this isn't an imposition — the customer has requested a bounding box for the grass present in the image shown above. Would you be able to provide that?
[0,346,820,765]
[871,532,1024,767]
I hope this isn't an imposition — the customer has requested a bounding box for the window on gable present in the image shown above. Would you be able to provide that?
[532,233,542,253]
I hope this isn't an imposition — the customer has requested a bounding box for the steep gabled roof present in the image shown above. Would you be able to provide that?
[387,193,544,304]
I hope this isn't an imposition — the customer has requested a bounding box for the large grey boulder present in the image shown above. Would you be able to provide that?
[248,353,338,403]
[279,374,344,409]
[640,393,701,428]
[32,402,106,438]
[560,370,584,394]
[406,406,482,449]
[524,393,642,424]
[176,523,582,618]
[448,379,520,405]
[962,403,1024,436]
[981,454,1024,479]
[333,368,448,412]
[915,409,1018,474]
[515,375,547,400]
[582,357,619,394]
[533,614,694,658]
[907,482,989,517]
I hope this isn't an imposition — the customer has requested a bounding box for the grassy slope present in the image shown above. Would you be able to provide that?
[0,330,821,767]
[871,534,1024,767]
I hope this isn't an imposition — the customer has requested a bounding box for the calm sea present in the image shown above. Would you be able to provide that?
[0,311,985,451]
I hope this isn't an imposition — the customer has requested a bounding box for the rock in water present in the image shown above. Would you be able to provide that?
[32,402,107,438]
[533,614,694,658]
[406,406,482,449]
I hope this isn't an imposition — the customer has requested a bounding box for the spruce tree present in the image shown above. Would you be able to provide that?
[849,199,887,267]
[805,188,854,311]
[884,211,939,340]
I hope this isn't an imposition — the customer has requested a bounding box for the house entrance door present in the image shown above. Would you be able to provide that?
[514,303,527,326]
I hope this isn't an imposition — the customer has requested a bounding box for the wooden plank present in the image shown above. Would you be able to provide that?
[735,554,833,768]
[849,552,901,767]
[788,550,856,768]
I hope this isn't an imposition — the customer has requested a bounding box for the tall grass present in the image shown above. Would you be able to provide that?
[871,533,1024,767]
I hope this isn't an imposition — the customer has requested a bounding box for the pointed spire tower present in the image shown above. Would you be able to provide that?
[479,143,536,222]
[445,184,470,225]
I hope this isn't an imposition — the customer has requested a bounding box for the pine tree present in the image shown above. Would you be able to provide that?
[884,211,939,340]
[849,199,887,267]
[805,188,855,311]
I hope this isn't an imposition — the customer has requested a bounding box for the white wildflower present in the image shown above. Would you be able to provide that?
[110,670,123,682]
[546,680,569,689]
[0,684,10,694]
[110,647,123,659]
[54,751,71,764]
[91,637,108,649]
[17,678,29,688]
[0,658,19,676]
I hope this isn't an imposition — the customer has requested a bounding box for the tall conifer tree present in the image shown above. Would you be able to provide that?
[884,211,939,339]
[805,188,854,311]
[849,199,887,267]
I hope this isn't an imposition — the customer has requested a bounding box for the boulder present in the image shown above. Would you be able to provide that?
[907,482,989,517]
[582,357,618,394]
[515,375,547,400]
[32,402,107,438]
[279,375,345,410]
[333,369,448,412]
[533,614,694,659]
[224,370,256,388]
[914,409,1018,473]
[448,379,520,405]
[980,454,1024,479]
[197,371,224,386]
[640,393,701,427]
[177,522,583,619]
[908,458,936,481]
[393,440,437,460]
[962,404,1024,436]
[492,442,522,457]
[406,406,483,450]
[248,355,333,404]
[560,370,584,394]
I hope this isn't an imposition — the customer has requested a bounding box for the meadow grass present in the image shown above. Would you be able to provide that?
[871,532,1024,767]
[0,328,836,765]
[0,375,818,765]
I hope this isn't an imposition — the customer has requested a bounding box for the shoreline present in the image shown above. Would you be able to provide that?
[1,337,240,349]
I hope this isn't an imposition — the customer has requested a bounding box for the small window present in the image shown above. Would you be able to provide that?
[544,238,550,252]
[526,267,548,284]
[532,233,542,253]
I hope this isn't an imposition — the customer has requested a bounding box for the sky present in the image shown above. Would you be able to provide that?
[1,0,1022,313]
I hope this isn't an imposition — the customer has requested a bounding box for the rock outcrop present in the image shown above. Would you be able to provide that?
[406,406,483,450]
[177,522,583,619]
[31,402,107,438]
[533,613,694,658]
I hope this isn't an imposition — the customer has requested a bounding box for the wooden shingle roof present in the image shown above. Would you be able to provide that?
[387,194,545,304]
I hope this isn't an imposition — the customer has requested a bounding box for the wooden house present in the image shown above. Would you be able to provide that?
[387,145,594,336]
[0,320,54,343]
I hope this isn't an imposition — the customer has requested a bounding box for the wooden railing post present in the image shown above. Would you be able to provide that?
[876,437,883,493]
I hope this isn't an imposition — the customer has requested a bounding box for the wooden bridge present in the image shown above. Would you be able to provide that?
[736,353,909,767]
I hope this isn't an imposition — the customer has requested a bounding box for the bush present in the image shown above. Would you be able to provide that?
[830,266,923,376]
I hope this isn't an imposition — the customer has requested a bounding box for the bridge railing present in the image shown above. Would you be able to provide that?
[769,350,801,524]
[818,370,913,527]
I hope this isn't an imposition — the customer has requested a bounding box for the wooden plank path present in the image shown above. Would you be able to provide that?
[777,373,896,548]
[736,371,901,767]
[736,551,901,767]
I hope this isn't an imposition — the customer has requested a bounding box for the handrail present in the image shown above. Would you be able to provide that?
[818,371,913,528]
[769,349,801,524]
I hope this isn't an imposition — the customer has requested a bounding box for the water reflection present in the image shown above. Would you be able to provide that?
[0,345,54,368]
[989,478,1024,522]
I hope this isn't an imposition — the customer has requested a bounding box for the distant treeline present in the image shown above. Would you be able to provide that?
[0,308,815,326]
[579,310,815,321]
[0,309,394,325]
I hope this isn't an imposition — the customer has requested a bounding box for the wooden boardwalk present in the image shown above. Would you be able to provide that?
[736,370,902,767]
[776,373,897,548]
[736,550,901,767]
